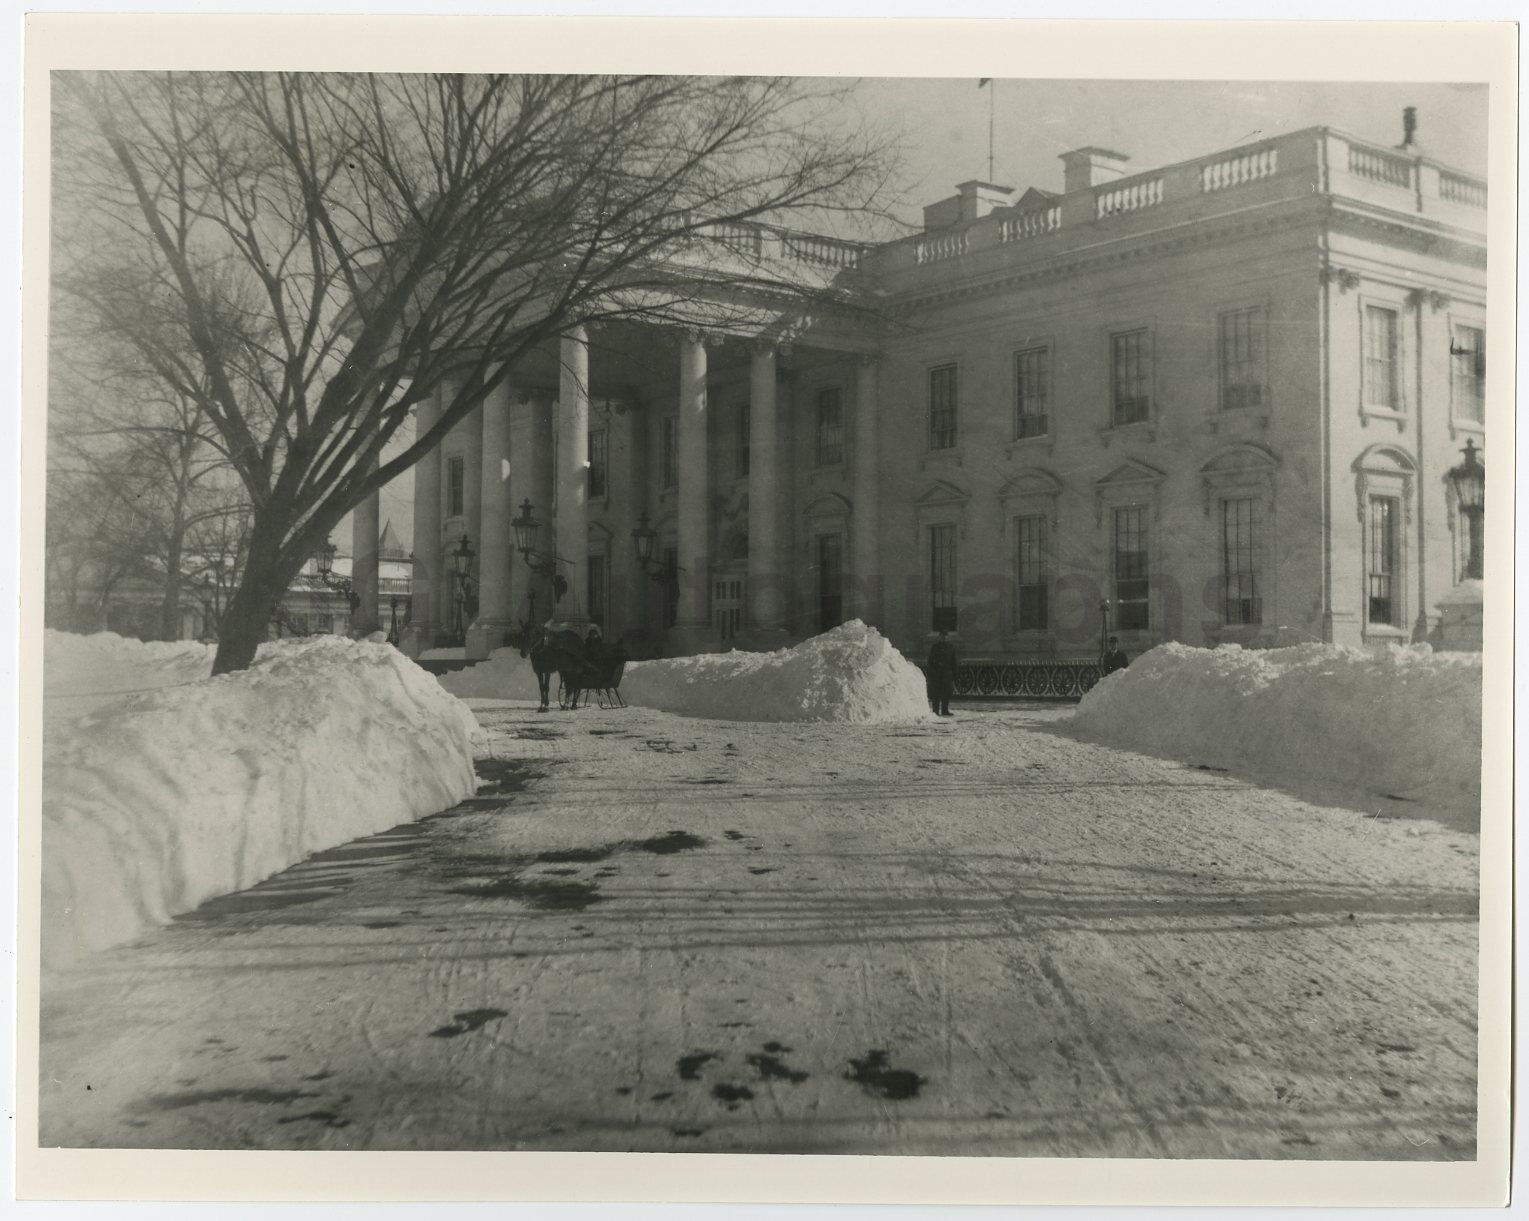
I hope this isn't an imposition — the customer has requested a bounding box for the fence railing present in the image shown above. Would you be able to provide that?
[921,658,1104,701]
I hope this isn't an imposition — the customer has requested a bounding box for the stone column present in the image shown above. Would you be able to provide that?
[747,342,788,641]
[673,331,711,651]
[351,446,381,635]
[403,386,443,657]
[555,326,591,628]
[509,390,556,627]
[851,355,882,627]
[466,380,513,659]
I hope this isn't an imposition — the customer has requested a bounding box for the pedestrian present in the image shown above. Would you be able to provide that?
[1101,635,1130,675]
[926,629,958,717]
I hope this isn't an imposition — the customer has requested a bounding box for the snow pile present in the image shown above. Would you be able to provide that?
[44,629,215,722]
[1069,642,1482,818]
[436,646,544,702]
[621,620,933,723]
[42,634,480,967]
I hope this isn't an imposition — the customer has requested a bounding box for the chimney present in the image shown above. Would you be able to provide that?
[922,180,1014,230]
[1059,147,1130,194]
[1401,106,1418,150]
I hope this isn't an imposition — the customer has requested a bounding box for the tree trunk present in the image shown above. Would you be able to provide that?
[159,528,184,641]
[212,573,281,675]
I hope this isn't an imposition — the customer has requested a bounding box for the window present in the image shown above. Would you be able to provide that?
[1015,347,1050,438]
[815,386,845,466]
[1218,308,1264,411]
[1113,506,1149,630]
[1220,498,1262,625]
[661,417,677,489]
[1015,514,1048,630]
[928,364,958,450]
[588,428,608,500]
[1111,330,1151,425]
[1451,324,1485,424]
[929,522,957,628]
[737,402,751,478]
[445,456,465,518]
[713,576,743,641]
[587,554,607,628]
[1368,495,1400,626]
[1363,305,1401,409]
[817,533,844,630]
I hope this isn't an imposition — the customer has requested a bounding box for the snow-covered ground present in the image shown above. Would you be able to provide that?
[443,620,933,723]
[42,631,479,966]
[1068,642,1483,828]
[39,697,1478,1157]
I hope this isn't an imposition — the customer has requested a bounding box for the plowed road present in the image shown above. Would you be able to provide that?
[40,700,1479,1158]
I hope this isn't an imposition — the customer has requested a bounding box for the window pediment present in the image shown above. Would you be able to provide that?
[913,479,970,536]
[803,491,853,521]
[1200,443,1279,514]
[1094,459,1166,524]
[1352,444,1416,525]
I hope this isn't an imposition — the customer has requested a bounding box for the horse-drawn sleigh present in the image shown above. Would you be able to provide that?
[511,623,628,712]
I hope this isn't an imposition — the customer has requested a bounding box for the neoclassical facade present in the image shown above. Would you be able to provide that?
[353,122,1487,663]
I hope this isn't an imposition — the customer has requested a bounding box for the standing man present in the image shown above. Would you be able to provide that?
[926,629,959,717]
[1101,636,1130,675]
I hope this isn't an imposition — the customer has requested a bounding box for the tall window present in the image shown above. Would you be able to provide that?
[1218,308,1264,411]
[661,417,677,489]
[1113,506,1149,630]
[1363,305,1400,409]
[817,533,844,630]
[1111,330,1151,425]
[588,428,608,499]
[737,402,751,478]
[587,554,607,628]
[928,364,958,450]
[713,576,743,641]
[1368,495,1400,626]
[929,523,957,627]
[1015,514,1048,631]
[815,386,845,466]
[1015,347,1050,438]
[1220,498,1261,625]
[1451,324,1486,424]
[445,456,465,518]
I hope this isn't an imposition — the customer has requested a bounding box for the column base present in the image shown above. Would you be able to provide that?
[465,618,516,661]
[400,625,438,659]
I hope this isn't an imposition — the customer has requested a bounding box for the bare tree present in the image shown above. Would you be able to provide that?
[52,72,893,673]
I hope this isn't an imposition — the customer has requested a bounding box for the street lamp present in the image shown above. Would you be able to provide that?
[313,535,361,625]
[1447,438,1485,581]
[510,499,567,603]
[449,533,476,644]
[630,511,669,583]
[1097,599,1111,663]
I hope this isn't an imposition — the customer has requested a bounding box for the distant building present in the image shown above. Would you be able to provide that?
[355,119,1486,662]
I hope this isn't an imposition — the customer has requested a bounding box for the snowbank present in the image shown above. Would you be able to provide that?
[436,646,544,702]
[1069,642,1482,820]
[621,621,934,723]
[43,633,480,966]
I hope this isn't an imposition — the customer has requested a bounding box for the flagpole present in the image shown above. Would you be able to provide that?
[988,80,995,182]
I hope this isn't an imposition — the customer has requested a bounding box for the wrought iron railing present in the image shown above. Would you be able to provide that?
[922,658,1104,701]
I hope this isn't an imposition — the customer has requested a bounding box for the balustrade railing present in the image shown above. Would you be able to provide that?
[1000,205,1061,242]
[1201,145,1279,192]
[1439,172,1487,208]
[782,232,865,268]
[915,230,970,264]
[1095,176,1163,218]
[1348,143,1413,188]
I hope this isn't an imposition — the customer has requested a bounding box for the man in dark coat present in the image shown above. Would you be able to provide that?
[1101,636,1130,675]
[926,630,958,717]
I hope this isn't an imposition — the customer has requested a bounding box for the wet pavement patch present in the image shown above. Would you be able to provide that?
[635,831,707,855]
[747,867,777,875]
[711,1082,754,1109]
[747,1049,808,1084]
[676,1052,719,1080]
[134,1087,316,1112]
[428,1008,509,1038]
[303,1071,335,1082]
[723,831,746,841]
[453,877,603,911]
[362,921,401,929]
[473,758,547,795]
[672,1127,704,1137]
[845,1050,926,1101]
[651,1091,674,1101]
[683,777,731,785]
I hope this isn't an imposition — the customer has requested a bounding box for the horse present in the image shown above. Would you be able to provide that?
[514,622,591,712]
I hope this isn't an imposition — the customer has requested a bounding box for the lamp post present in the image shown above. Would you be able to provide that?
[630,511,669,583]
[1447,438,1485,581]
[1097,599,1110,663]
[314,536,361,630]
[511,499,568,604]
[387,595,402,645]
[449,533,476,645]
